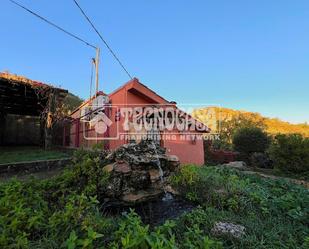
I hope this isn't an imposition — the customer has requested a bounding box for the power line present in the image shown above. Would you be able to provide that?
[72,0,133,79]
[9,0,97,49]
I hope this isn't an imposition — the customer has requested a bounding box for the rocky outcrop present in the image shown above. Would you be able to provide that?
[102,140,180,205]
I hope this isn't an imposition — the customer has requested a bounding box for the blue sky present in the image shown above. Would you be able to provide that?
[1,0,308,123]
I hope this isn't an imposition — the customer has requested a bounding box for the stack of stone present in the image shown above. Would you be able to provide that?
[102,140,180,205]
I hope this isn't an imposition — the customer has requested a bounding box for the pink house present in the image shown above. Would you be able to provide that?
[66,78,208,165]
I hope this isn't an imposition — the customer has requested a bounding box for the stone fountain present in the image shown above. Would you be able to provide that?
[101,140,180,205]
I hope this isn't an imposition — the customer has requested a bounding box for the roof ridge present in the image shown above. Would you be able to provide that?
[0,72,65,91]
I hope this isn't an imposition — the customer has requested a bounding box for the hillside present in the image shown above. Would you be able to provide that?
[192,107,309,137]
[62,92,83,114]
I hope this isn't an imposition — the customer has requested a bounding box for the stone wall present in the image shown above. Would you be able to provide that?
[0,158,71,175]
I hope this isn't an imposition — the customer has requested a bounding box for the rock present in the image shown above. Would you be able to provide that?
[103,163,114,173]
[149,169,162,182]
[221,161,247,171]
[110,140,167,166]
[99,150,111,161]
[167,155,179,162]
[114,162,131,174]
[167,155,180,171]
[128,171,151,190]
[106,177,123,197]
[164,185,179,195]
[121,189,162,203]
[105,152,115,162]
[101,140,180,205]
[211,222,246,239]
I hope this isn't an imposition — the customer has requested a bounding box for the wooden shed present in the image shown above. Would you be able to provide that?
[0,72,68,148]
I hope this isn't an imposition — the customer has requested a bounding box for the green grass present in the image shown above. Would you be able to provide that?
[171,165,309,248]
[0,146,70,164]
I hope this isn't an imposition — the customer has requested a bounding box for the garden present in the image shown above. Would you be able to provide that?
[0,146,308,248]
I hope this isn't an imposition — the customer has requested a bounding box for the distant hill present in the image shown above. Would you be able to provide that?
[62,93,83,114]
[192,107,309,137]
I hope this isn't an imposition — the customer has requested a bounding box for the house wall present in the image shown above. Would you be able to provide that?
[162,131,205,165]
[108,87,205,165]
[69,101,108,149]
[108,86,127,150]
[68,80,205,165]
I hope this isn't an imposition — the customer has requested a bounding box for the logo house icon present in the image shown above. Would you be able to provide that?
[89,111,113,134]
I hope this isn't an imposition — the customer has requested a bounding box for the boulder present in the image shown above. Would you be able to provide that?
[220,161,248,171]
[211,222,246,239]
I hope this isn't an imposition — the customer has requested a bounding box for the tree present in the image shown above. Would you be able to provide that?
[232,127,270,159]
[269,134,309,173]
[220,113,266,144]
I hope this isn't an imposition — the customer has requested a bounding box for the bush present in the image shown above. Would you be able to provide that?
[250,152,273,169]
[0,148,113,248]
[269,134,309,173]
[232,127,269,161]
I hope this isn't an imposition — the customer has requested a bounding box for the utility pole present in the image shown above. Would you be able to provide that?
[95,47,100,96]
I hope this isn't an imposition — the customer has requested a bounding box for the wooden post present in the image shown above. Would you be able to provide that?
[63,123,66,147]
[44,90,58,149]
[40,115,46,147]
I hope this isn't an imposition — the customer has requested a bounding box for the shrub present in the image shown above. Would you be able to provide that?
[0,148,113,248]
[250,152,273,169]
[232,127,269,161]
[269,134,309,173]
[70,149,110,196]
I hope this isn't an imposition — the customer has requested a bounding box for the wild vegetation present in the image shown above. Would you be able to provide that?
[172,165,309,249]
[62,93,83,115]
[192,107,309,140]
[269,134,309,174]
[232,127,270,161]
[0,149,308,248]
[194,107,309,179]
